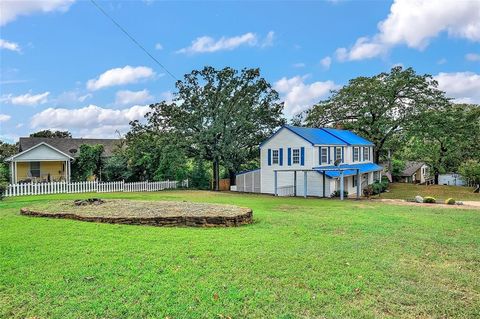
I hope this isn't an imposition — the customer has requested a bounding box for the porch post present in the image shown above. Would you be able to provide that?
[10,161,14,184]
[14,161,18,184]
[322,171,326,197]
[67,160,71,183]
[356,169,360,200]
[293,171,297,196]
[274,170,278,196]
[340,170,344,200]
[303,171,307,198]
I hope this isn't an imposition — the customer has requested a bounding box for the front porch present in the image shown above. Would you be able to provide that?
[6,142,73,184]
[10,160,71,183]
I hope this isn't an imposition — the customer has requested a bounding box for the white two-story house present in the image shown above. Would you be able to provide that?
[235,125,383,198]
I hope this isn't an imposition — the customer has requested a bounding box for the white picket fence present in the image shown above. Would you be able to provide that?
[3,179,189,197]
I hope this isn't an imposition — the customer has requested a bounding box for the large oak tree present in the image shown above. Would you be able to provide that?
[302,67,449,163]
[137,66,285,190]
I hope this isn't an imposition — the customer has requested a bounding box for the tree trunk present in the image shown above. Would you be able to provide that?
[212,160,220,191]
[434,171,439,184]
[229,169,236,186]
[374,147,380,164]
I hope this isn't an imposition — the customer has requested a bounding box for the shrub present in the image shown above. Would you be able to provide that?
[445,198,455,205]
[331,190,348,198]
[363,185,374,197]
[423,196,436,203]
[0,182,7,200]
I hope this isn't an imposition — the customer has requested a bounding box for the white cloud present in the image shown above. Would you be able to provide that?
[0,114,11,122]
[55,90,92,105]
[261,31,275,48]
[177,32,257,54]
[1,91,50,106]
[177,31,275,54]
[0,39,21,52]
[155,43,163,50]
[320,56,332,69]
[465,53,480,62]
[86,65,155,91]
[115,89,153,106]
[292,63,306,68]
[274,76,338,117]
[30,104,150,138]
[434,72,480,104]
[437,58,447,65]
[336,0,480,61]
[0,0,75,26]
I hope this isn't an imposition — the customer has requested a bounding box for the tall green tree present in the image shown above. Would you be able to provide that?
[403,103,480,183]
[140,66,285,190]
[302,67,449,163]
[30,130,72,138]
[71,144,104,181]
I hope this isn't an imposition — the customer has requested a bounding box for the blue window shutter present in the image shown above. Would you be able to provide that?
[352,147,355,162]
[342,147,344,163]
[287,148,291,166]
[268,149,271,166]
[334,147,337,161]
[328,147,331,163]
[319,147,321,164]
[300,147,305,166]
[279,148,283,166]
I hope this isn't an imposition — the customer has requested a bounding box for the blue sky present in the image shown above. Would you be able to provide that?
[0,0,479,142]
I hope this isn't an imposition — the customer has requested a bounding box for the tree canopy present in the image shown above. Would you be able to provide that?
[30,130,72,138]
[134,66,285,189]
[301,67,449,163]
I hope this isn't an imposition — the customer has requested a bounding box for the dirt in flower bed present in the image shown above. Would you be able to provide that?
[20,199,253,227]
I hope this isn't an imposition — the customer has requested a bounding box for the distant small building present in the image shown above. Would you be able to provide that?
[438,173,466,186]
[397,161,430,184]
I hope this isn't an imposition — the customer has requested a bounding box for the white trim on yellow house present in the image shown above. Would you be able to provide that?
[6,142,74,183]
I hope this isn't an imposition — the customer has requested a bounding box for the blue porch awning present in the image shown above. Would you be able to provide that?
[313,163,383,178]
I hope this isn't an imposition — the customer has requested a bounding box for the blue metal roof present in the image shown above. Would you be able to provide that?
[321,128,374,145]
[314,163,383,178]
[259,125,374,147]
[284,125,347,145]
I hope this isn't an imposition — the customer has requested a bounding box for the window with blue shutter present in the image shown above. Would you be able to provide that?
[279,148,283,166]
[341,147,344,163]
[268,149,271,166]
[320,147,328,164]
[287,148,292,166]
[328,147,331,163]
[300,147,305,166]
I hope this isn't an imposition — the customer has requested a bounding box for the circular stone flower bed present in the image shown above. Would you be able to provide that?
[20,199,253,227]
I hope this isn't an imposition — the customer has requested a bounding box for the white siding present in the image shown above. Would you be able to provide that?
[259,127,379,198]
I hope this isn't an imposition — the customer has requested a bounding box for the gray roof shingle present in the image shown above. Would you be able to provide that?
[18,137,121,158]
[400,161,426,177]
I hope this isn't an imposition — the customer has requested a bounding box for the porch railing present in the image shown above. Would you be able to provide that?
[277,185,295,197]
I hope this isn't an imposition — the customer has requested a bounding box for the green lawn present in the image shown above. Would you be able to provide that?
[375,183,480,201]
[1,191,479,318]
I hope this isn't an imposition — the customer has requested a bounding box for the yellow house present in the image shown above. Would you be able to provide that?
[6,137,120,183]
[6,142,73,183]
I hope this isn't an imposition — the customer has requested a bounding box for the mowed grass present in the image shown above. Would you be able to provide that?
[1,191,479,318]
[375,183,480,201]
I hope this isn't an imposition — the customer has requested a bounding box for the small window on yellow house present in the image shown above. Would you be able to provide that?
[30,162,41,177]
